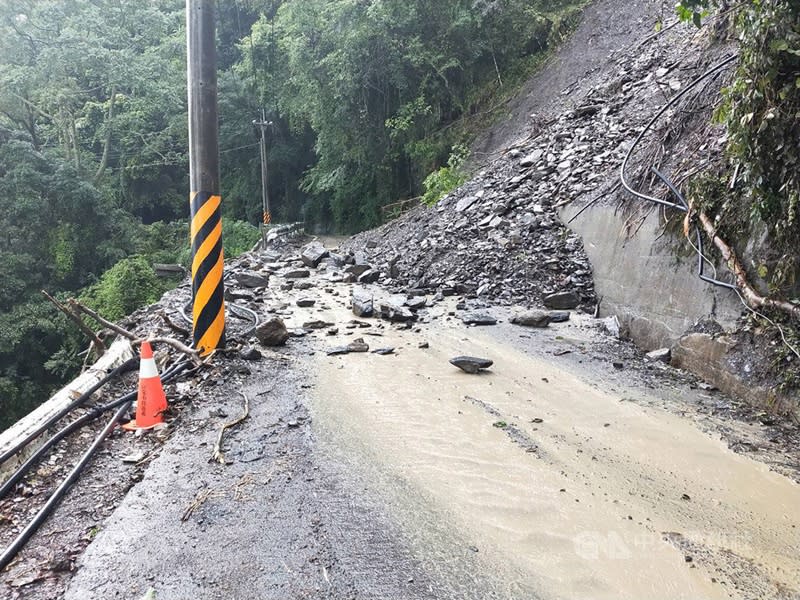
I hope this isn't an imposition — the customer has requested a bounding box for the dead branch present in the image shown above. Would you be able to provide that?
[695,211,800,319]
[67,298,201,363]
[158,311,191,337]
[210,391,251,465]
[67,299,137,340]
[42,290,106,356]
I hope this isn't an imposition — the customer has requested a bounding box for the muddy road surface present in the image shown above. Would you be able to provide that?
[52,255,800,600]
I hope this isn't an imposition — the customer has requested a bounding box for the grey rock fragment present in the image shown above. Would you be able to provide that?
[543,291,580,310]
[300,242,329,268]
[255,318,290,346]
[449,356,493,374]
[379,302,416,322]
[238,346,262,361]
[548,310,570,323]
[461,312,497,326]
[235,270,270,288]
[351,288,374,317]
[284,269,311,279]
[372,347,395,355]
[358,269,381,284]
[646,348,671,363]
[296,298,316,308]
[510,310,551,327]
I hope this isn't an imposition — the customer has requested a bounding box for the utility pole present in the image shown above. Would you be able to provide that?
[186,0,225,355]
[253,110,272,242]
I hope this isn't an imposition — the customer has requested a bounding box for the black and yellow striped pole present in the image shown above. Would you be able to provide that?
[187,0,225,354]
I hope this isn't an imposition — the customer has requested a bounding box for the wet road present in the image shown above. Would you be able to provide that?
[61,272,800,600]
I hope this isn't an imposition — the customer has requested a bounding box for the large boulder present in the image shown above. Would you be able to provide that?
[351,288,374,317]
[543,291,580,310]
[301,242,329,268]
[510,310,550,328]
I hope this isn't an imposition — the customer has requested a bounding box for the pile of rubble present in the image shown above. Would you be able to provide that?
[340,27,731,313]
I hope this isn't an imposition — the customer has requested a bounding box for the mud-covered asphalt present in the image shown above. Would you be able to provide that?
[54,259,800,600]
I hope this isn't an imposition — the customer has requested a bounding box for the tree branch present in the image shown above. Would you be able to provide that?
[41,290,106,356]
[696,211,800,319]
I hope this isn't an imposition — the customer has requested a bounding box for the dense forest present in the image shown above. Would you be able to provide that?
[0,0,585,429]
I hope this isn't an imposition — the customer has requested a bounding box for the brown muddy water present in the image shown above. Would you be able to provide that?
[298,288,800,600]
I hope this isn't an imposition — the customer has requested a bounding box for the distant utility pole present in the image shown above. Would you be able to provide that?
[253,110,273,236]
[186,0,225,355]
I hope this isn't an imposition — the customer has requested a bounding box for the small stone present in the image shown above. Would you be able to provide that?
[646,348,671,363]
[449,356,493,374]
[510,310,550,327]
[548,310,570,323]
[296,298,316,308]
[238,346,262,361]
[461,312,497,326]
[612,361,624,370]
[302,320,334,330]
[347,337,369,353]
[235,270,270,288]
[284,269,310,279]
[372,347,395,355]
[681,493,691,501]
[351,288,374,318]
[543,291,580,310]
[418,341,429,349]
[255,318,290,346]
[358,269,381,284]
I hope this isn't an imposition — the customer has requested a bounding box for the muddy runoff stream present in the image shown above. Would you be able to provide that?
[290,287,800,600]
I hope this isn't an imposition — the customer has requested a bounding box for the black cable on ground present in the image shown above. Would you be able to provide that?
[0,357,139,467]
[0,361,190,501]
[0,400,132,573]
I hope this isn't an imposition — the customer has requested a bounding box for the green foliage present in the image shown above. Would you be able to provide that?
[422,144,469,206]
[683,1,800,292]
[222,220,261,258]
[80,256,166,322]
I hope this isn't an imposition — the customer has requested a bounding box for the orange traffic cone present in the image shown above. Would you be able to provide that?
[122,341,168,431]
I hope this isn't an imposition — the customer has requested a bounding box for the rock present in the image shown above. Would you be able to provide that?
[543,291,580,310]
[418,341,429,349]
[461,312,497,326]
[510,310,550,327]
[302,320,334,330]
[380,302,416,322]
[449,356,493,374]
[455,196,478,212]
[372,347,395,355]
[300,242,329,268]
[294,280,314,290]
[235,270,270,288]
[366,240,378,249]
[345,264,371,278]
[238,346,262,361]
[284,269,310,279]
[296,298,316,308]
[548,310,570,323]
[520,149,543,167]
[351,288,374,317]
[255,318,290,346]
[406,296,427,310]
[646,347,671,363]
[347,338,370,352]
[358,269,381,284]
[612,361,624,370]
[326,346,350,356]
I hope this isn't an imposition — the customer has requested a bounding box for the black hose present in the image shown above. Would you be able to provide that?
[650,167,739,291]
[0,357,139,467]
[619,54,738,208]
[0,400,132,573]
[617,54,742,294]
[0,361,190,501]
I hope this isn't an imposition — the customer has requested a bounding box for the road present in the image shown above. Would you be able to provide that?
[61,251,800,600]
